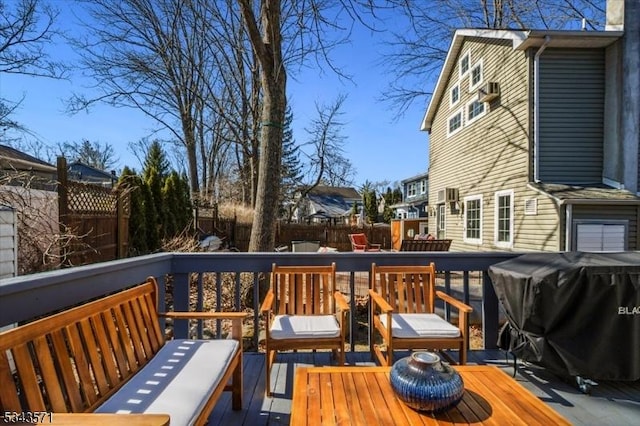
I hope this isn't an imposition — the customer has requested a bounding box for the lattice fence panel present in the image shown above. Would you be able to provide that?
[67,181,117,215]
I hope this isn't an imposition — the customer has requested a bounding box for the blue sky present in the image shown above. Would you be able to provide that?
[1,4,430,188]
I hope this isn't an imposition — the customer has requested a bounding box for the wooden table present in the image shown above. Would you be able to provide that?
[291,365,570,425]
[34,413,170,425]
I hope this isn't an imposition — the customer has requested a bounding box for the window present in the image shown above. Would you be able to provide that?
[464,195,482,244]
[437,204,446,239]
[467,99,485,124]
[407,183,416,197]
[459,52,470,78]
[494,190,514,248]
[469,60,483,90]
[574,221,627,252]
[447,110,463,136]
[420,180,427,194]
[450,84,460,107]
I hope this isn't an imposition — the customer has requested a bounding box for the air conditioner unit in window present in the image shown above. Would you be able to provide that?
[446,188,459,203]
[477,82,500,103]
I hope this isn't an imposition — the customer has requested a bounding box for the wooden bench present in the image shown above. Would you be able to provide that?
[400,239,452,251]
[0,277,246,425]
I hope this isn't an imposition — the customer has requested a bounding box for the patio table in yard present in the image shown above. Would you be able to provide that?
[290,365,570,425]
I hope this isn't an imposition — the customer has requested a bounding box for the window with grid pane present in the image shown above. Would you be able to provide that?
[496,192,512,245]
[464,196,482,243]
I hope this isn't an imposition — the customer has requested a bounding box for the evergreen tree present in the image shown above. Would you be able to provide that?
[361,181,378,224]
[162,171,192,236]
[117,167,148,254]
[280,106,303,221]
[143,140,170,181]
[145,166,164,241]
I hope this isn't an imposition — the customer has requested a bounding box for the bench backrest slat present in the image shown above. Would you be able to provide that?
[0,281,165,413]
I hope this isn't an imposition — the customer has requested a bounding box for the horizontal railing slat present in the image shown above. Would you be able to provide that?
[1,251,519,348]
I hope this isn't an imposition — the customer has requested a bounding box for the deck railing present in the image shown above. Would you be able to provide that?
[0,251,519,349]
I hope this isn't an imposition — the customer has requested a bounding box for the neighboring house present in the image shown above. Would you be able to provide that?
[0,145,57,190]
[391,172,429,219]
[293,185,361,224]
[421,20,639,251]
[68,162,116,187]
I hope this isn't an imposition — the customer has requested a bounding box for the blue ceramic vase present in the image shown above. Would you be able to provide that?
[390,351,465,412]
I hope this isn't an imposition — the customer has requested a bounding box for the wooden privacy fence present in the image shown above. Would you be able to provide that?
[196,213,390,252]
[57,158,130,266]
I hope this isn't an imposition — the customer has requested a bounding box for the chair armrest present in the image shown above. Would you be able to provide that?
[334,291,351,312]
[368,289,393,313]
[369,243,381,249]
[260,290,274,313]
[352,243,367,250]
[435,291,473,313]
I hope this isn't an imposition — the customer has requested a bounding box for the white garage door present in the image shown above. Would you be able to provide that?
[576,223,626,252]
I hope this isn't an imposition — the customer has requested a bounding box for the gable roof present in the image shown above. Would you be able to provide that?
[0,144,56,173]
[420,28,623,132]
[68,162,115,182]
[305,185,360,199]
[302,185,361,218]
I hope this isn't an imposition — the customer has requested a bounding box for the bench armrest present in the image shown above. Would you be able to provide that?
[159,311,249,341]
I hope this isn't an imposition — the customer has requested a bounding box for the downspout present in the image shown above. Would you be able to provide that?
[533,35,551,182]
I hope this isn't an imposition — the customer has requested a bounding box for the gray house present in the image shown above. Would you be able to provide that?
[421,15,639,251]
[292,185,361,224]
[391,172,429,219]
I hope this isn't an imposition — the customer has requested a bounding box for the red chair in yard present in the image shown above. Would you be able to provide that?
[349,233,381,252]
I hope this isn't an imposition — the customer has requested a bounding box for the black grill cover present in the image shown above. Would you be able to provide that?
[488,252,640,381]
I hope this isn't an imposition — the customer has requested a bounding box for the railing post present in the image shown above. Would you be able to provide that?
[482,270,499,349]
[173,272,190,338]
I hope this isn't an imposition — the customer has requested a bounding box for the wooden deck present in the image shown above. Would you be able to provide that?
[208,350,640,425]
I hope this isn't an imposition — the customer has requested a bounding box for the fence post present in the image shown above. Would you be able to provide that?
[57,157,70,267]
[116,189,127,259]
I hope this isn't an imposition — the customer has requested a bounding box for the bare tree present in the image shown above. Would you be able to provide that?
[57,139,118,170]
[0,0,67,141]
[382,0,606,116]
[69,0,227,199]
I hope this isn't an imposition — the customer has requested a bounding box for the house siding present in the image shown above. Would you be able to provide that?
[428,38,560,252]
[571,204,639,250]
[538,49,605,184]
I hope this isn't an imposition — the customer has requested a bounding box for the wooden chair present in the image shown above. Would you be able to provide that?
[261,263,349,396]
[368,263,473,366]
[349,233,381,251]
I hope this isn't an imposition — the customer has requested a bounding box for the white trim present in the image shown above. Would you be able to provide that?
[494,190,514,249]
[602,177,625,189]
[466,98,486,125]
[469,59,484,91]
[438,204,446,239]
[463,194,483,244]
[446,109,464,137]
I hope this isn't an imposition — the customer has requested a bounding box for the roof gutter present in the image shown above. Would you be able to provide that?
[533,35,551,183]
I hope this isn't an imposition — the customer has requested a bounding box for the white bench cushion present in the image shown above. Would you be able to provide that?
[96,339,238,426]
[380,313,461,338]
[270,314,340,339]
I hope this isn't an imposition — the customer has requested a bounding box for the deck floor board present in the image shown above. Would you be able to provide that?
[208,350,640,425]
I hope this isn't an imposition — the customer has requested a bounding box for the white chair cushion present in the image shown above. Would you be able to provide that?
[270,314,340,339]
[96,339,239,426]
[380,313,461,338]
